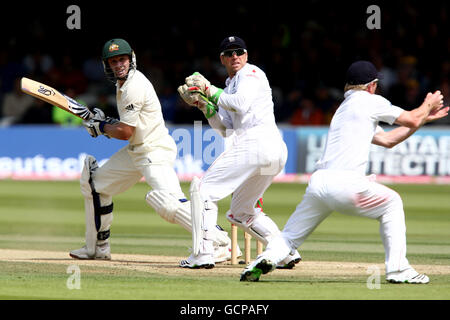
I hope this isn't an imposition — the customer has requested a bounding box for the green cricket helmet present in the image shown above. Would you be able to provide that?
[101,38,137,82]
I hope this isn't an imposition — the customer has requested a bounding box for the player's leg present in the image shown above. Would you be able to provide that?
[70,147,142,259]
[377,190,428,283]
[137,142,198,232]
[356,182,427,283]
[143,162,218,238]
[143,162,191,229]
[180,144,258,268]
[180,183,220,269]
[240,194,332,281]
[136,147,233,263]
[70,155,112,259]
[240,170,332,281]
[182,132,288,269]
[146,184,234,263]
[226,174,302,268]
[327,172,428,283]
[180,174,246,268]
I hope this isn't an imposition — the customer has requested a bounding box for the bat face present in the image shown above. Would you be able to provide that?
[21,77,93,120]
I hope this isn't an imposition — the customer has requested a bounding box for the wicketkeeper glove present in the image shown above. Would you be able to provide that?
[177,84,200,107]
[185,72,223,105]
[83,108,119,138]
[177,84,218,118]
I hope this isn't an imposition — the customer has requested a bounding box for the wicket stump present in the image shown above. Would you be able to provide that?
[230,224,263,265]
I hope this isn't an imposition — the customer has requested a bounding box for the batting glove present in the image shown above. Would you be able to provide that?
[83,119,104,138]
[185,72,223,105]
[83,108,118,138]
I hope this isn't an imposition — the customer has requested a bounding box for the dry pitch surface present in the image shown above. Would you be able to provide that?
[1,249,449,278]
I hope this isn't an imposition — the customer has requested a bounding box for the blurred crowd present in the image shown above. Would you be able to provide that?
[1,1,449,127]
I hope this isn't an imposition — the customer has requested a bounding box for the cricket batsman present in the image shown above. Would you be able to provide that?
[69,39,237,262]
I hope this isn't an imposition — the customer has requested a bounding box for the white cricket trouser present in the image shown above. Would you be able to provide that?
[265,169,411,274]
[198,127,288,254]
[91,142,185,206]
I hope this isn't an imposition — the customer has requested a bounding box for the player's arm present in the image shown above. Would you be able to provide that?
[178,84,231,136]
[83,108,134,140]
[372,126,419,148]
[394,91,444,128]
[185,72,258,114]
[207,109,233,137]
[85,118,134,140]
[217,78,258,114]
[373,93,448,148]
[102,122,135,140]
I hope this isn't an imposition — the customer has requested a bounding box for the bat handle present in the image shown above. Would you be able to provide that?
[87,111,95,120]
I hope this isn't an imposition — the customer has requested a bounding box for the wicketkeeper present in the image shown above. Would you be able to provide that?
[70,39,237,262]
[177,36,301,269]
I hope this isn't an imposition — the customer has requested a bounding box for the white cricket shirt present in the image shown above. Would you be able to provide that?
[315,90,404,175]
[217,63,278,133]
[116,70,170,153]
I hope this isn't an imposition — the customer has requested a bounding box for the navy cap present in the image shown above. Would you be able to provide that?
[219,36,247,53]
[346,60,381,85]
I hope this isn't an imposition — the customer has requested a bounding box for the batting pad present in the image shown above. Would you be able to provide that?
[80,155,113,257]
[226,210,281,245]
[190,176,203,255]
[145,190,191,232]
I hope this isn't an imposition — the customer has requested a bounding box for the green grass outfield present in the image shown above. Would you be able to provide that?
[0,180,449,301]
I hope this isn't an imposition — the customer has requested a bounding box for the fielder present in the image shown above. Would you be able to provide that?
[177,36,301,269]
[69,39,236,262]
[241,60,449,283]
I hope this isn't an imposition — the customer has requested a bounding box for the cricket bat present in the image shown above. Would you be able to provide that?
[20,77,93,120]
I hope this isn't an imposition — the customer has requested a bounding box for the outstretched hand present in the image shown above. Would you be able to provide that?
[177,84,202,107]
[185,72,223,104]
[424,90,444,112]
[185,72,210,95]
[426,105,449,123]
[423,90,448,123]
[177,74,219,119]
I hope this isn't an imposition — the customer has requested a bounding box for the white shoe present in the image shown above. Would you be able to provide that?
[213,245,230,263]
[277,250,302,269]
[240,256,276,282]
[214,243,243,263]
[70,242,111,260]
[386,268,429,284]
[180,253,215,269]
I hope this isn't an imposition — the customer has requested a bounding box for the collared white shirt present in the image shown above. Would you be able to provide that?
[315,90,404,175]
[116,70,169,152]
[217,63,277,132]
